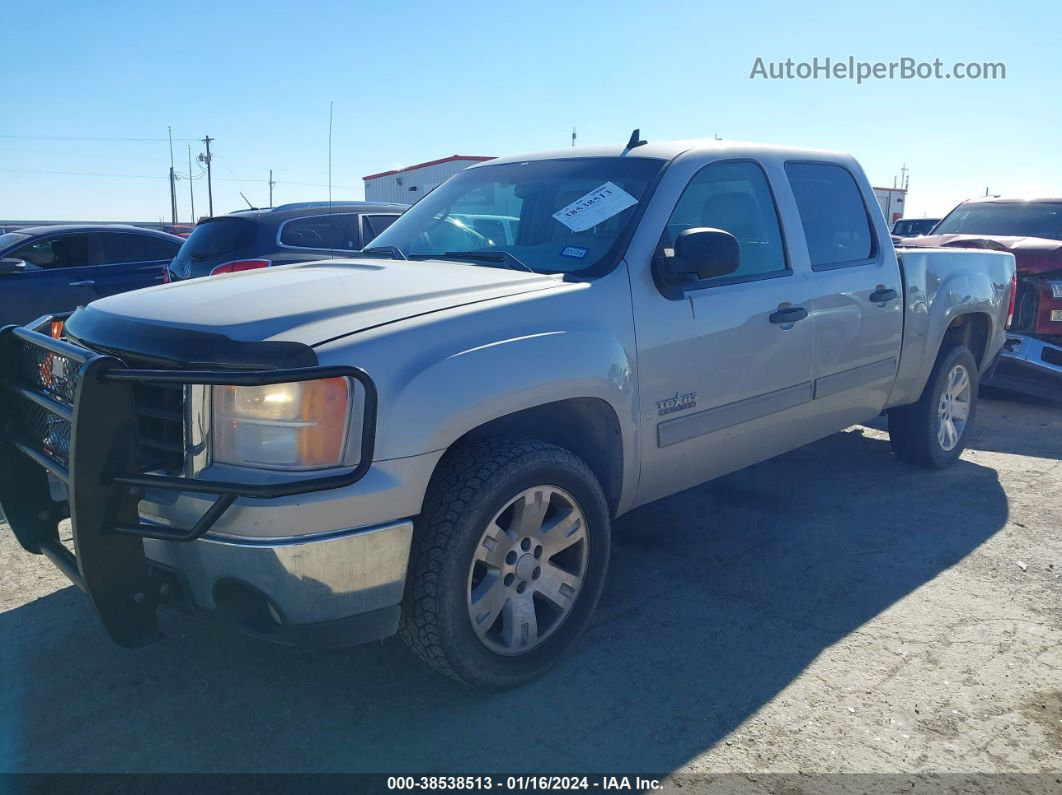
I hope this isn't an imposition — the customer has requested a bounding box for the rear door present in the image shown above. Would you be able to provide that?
[95,232,179,298]
[629,157,819,505]
[0,232,102,324]
[784,162,903,430]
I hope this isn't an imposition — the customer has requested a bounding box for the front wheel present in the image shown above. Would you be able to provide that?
[888,344,979,468]
[400,439,611,689]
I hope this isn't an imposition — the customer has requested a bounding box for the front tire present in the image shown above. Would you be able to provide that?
[399,439,611,689]
[888,344,978,468]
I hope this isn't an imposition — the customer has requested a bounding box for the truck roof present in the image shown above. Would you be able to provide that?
[957,196,1062,205]
[476,139,856,168]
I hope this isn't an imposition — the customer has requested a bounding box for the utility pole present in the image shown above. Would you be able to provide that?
[168,127,178,224]
[187,145,196,223]
[269,169,275,208]
[199,135,214,216]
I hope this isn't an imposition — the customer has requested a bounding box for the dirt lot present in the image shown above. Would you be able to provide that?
[1,392,1059,775]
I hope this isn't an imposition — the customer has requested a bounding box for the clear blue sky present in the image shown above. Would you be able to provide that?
[2,0,1058,221]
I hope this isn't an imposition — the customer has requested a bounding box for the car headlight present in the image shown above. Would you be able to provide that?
[1049,281,1062,300]
[212,378,353,470]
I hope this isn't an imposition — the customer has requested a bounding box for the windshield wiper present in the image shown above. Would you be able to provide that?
[441,250,534,273]
[360,245,408,261]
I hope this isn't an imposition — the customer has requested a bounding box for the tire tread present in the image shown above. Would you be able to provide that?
[399,438,603,687]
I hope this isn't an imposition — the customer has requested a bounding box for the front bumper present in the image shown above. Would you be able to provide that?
[0,317,397,649]
[984,333,1062,403]
[147,519,413,647]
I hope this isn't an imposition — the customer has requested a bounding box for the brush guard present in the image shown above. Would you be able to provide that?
[0,318,377,647]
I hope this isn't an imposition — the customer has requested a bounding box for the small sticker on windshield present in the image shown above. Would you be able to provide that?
[552,182,638,232]
[560,245,588,259]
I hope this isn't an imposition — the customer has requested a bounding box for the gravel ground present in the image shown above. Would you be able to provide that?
[0,391,1059,775]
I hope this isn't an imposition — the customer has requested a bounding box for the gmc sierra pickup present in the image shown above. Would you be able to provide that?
[0,137,1015,689]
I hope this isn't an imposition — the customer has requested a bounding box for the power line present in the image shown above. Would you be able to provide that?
[0,134,200,142]
[0,167,358,190]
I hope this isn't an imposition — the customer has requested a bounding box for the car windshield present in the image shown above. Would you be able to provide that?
[0,232,30,252]
[366,157,666,275]
[893,219,938,236]
[934,202,1062,241]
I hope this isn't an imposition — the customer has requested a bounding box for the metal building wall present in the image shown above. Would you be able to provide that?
[364,159,486,203]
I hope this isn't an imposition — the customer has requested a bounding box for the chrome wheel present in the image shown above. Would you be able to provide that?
[466,486,588,656]
[937,363,972,452]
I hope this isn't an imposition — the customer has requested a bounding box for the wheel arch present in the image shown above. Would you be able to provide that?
[446,397,626,517]
[939,311,993,370]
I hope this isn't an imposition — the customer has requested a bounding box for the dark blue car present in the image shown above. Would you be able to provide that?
[0,225,183,325]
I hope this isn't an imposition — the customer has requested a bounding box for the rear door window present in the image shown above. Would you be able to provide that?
[100,232,181,263]
[279,214,358,251]
[785,163,876,269]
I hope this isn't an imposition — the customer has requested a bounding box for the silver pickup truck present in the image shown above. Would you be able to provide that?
[0,137,1015,689]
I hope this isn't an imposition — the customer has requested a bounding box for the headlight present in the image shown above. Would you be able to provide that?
[1049,281,1062,299]
[212,378,352,470]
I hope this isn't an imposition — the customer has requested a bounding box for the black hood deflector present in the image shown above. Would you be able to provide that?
[64,306,318,370]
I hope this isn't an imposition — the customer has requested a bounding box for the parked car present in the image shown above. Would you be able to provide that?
[0,225,183,326]
[166,201,406,280]
[0,139,1014,689]
[890,217,940,243]
[899,196,1061,402]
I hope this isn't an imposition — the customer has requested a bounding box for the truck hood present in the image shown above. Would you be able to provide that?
[67,258,565,362]
[901,234,1062,276]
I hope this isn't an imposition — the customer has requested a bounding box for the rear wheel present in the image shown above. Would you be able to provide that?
[888,344,978,468]
[400,439,611,689]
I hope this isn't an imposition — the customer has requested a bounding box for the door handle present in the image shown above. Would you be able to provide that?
[869,287,898,304]
[68,279,95,287]
[769,306,809,325]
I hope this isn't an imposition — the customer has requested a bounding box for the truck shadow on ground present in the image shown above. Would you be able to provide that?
[1,427,1008,773]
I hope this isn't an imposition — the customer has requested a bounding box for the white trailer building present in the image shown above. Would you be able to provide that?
[363,155,495,204]
[873,186,907,225]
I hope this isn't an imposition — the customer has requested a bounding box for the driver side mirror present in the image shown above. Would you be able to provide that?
[654,228,741,295]
[0,257,29,275]
[654,228,741,298]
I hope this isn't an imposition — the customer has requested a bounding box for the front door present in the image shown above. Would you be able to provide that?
[630,159,818,506]
[0,232,102,325]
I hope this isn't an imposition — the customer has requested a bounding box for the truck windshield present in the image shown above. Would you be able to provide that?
[934,202,1062,241]
[366,157,666,275]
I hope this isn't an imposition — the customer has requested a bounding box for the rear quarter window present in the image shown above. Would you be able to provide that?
[279,214,357,251]
[785,163,875,269]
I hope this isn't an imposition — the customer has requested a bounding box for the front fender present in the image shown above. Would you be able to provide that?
[379,328,636,459]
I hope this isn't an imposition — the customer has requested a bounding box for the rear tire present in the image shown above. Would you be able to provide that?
[399,438,611,689]
[888,344,978,468]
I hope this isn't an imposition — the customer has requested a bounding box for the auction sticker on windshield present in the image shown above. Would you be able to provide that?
[553,182,638,232]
